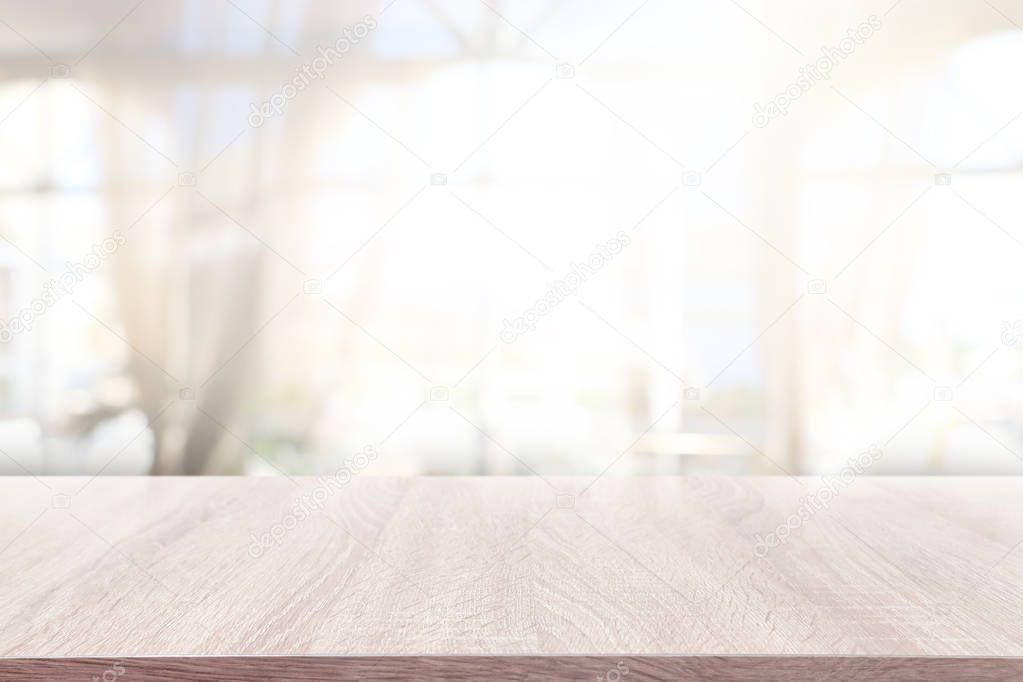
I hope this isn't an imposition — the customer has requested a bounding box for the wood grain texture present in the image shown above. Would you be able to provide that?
[1,476,1021,678]
[2,656,1022,682]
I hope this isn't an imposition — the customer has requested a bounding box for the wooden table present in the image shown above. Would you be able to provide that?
[1,476,1021,680]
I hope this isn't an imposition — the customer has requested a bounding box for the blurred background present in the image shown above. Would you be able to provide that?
[1,0,1022,477]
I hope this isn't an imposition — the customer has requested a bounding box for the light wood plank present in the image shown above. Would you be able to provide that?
[0,475,1021,678]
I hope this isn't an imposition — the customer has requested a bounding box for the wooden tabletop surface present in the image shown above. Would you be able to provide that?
[1,475,1022,680]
